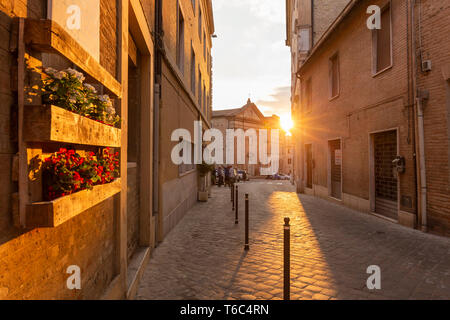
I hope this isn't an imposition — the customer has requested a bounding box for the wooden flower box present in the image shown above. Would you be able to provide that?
[25,178,121,228]
[24,105,121,147]
[24,19,121,98]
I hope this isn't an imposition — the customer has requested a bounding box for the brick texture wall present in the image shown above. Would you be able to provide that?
[298,0,417,213]
[313,0,351,45]
[416,0,450,236]
[158,0,213,239]
[0,201,116,299]
[0,0,120,299]
[100,0,117,77]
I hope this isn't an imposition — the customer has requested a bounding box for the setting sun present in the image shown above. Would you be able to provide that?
[280,114,294,135]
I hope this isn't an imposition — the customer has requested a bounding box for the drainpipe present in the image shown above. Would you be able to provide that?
[153,0,163,240]
[412,0,428,232]
[416,96,428,232]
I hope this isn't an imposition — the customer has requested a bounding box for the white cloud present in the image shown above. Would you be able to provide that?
[212,1,291,117]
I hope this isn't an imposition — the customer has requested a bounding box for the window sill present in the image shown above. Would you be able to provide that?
[372,65,393,78]
[329,94,340,102]
[179,168,197,178]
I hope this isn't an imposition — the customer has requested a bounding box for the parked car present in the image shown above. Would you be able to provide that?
[266,173,281,180]
[237,170,249,181]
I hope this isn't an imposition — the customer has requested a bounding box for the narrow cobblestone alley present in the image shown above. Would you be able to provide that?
[137,181,450,300]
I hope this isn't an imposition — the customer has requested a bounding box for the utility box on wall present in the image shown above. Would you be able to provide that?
[47,0,100,61]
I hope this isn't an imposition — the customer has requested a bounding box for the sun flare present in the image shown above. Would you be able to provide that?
[280,114,294,135]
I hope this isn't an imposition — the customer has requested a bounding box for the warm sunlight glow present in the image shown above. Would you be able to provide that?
[280,114,294,135]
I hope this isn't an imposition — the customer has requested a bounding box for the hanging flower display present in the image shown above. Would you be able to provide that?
[40,67,120,127]
[43,148,120,201]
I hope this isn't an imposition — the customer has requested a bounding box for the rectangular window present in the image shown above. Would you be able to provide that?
[373,3,392,73]
[198,7,202,41]
[177,8,185,72]
[329,53,340,98]
[179,141,196,175]
[191,47,196,94]
[303,77,312,113]
[198,69,202,107]
[203,32,206,58]
[203,83,206,114]
[208,51,211,71]
[298,28,311,52]
[206,93,209,118]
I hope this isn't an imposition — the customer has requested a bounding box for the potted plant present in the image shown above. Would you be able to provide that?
[197,162,214,202]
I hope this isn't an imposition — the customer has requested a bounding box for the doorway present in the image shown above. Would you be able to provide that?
[329,139,342,199]
[372,130,398,220]
[305,144,313,189]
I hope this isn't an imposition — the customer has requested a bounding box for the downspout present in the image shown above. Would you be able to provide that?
[153,0,163,240]
[294,71,304,194]
[412,0,428,231]
[417,97,427,232]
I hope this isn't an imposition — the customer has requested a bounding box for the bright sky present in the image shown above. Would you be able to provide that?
[211,0,291,118]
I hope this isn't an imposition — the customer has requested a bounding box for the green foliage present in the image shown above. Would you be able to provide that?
[41,68,120,127]
[43,148,120,201]
[198,162,215,177]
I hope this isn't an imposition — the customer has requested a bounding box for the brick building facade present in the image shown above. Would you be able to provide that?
[0,0,121,300]
[0,0,214,299]
[414,0,450,236]
[212,100,291,176]
[286,0,450,237]
[157,0,214,238]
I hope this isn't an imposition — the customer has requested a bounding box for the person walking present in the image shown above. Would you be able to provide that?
[224,166,231,187]
[218,167,224,187]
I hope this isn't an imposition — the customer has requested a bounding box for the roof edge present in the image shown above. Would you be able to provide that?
[299,0,361,72]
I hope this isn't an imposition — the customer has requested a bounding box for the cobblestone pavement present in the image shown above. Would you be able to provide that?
[137,181,450,300]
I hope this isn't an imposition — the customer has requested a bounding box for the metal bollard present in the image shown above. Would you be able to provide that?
[231,184,235,209]
[284,217,290,300]
[244,193,249,251]
[235,185,239,224]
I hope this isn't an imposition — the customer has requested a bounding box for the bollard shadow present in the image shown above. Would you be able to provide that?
[222,251,248,300]
[295,193,450,300]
